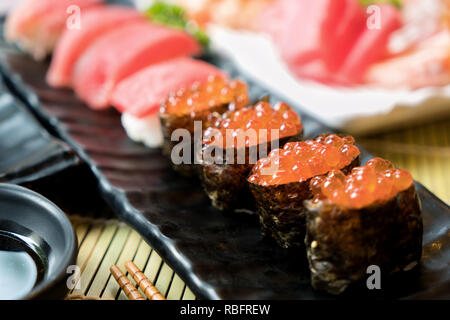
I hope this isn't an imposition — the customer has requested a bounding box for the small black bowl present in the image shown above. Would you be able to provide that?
[0,183,77,299]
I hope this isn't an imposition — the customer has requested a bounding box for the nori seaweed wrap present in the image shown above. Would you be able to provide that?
[248,134,360,248]
[159,76,249,177]
[304,158,423,295]
[201,101,303,211]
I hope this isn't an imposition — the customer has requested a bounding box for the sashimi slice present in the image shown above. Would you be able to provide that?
[290,60,352,86]
[258,0,285,37]
[259,0,346,66]
[72,21,202,110]
[47,6,143,88]
[338,4,402,83]
[365,30,450,89]
[388,0,444,55]
[175,0,271,30]
[111,57,225,118]
[4,0,101,60]
[321,0,366,71]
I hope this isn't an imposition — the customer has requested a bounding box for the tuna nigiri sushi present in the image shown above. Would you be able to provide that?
[121,112,164,149]
[4,0,101,60]
[72,21,201,109]
[115,58,225,150]
[112,57,224,118]
[47,6,143,88]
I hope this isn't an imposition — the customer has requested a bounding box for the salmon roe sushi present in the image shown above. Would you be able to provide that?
[304,157,421,295]
[200,100,303,211]
[203,101,302,149]
[247,134,359,248]
[310,157,414,209]
[159,75,249,176]
[248,134,359,186]
[160,75,248,118]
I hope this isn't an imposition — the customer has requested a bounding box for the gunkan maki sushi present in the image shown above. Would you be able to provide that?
[201,101,303,211]
[159,75,249,177]
[304,158,423,295]
[248,134,360,248]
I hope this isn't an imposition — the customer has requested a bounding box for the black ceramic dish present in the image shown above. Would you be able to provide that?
[0,28,449,299]
[0,76,79,184]
[0,183,77,299]
[0,77,112,217]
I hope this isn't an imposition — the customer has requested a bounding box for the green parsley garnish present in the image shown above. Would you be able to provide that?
[360,0,403,8]
[145,1,210,49]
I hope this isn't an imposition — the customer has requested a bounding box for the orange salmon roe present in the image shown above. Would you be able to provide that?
[311,158,413,209]
[248,134,359,186]
[203,101,302,148]
[160,75,249,117]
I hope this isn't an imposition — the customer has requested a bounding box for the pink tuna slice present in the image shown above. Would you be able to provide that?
[47,6,143,88]
[4,0,101,60]
[290,59,353,86]
[259,0,346,66]
[72,21,202,110]
[338,4,402,83]
[110,57,226,118]
[321,0,366,72]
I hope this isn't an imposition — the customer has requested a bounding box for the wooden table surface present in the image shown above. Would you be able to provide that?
[65,118,450,300]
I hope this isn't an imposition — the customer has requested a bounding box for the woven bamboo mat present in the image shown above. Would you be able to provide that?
[65,118,450,300]
[65,216,196,300]
[358,118,450,205]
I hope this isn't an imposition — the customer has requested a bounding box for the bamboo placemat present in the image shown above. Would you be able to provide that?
[65,216,196,300]
[357,118,450,205]
[65,118,449,300]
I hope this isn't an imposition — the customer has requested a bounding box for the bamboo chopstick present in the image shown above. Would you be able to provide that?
[110,265,145,300]
[125,261,166,300]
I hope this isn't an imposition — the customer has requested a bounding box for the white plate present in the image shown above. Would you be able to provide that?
[210,26,450,134]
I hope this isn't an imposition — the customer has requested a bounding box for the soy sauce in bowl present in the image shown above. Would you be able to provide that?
[0,184,77,299]
[0,231,46,300]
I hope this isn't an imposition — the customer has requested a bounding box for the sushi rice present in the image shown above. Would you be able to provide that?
[121,112,163,148]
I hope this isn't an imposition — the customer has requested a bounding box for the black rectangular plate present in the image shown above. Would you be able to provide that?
[0,38,449,299]
[0,75,79,184]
